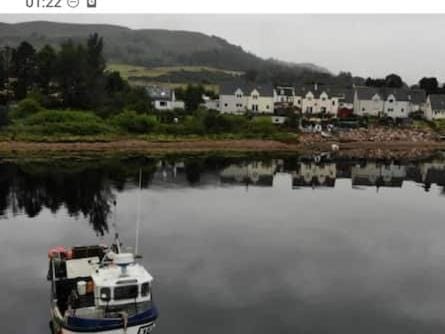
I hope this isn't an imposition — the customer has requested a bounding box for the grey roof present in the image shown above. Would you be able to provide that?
[355,87,382,100]
[292,176,335,188]
[355,87,427,103]
[338,89,354,104]
[384,88,410,101]
[294,85,346,99]
[219,81,274,97]
[352,176,404,188]
[429,94,445,110]
[408,89,426,105]
[146,86,174,101]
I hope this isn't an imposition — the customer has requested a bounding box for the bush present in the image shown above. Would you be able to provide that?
[203,113,248,133]
[24,110,111,135]
[111,110,158,133]
[10,98,44,119]
[247,117,277,136]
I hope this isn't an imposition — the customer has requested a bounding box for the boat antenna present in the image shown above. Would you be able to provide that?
[111,199,122,254]
[135,168,142,256]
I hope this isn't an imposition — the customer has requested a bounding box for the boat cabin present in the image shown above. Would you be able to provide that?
[48,245,154,316]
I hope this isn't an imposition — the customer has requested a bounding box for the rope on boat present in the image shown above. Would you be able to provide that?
[119,311,129,333]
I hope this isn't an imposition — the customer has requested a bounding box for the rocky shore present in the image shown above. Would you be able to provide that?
[0,127,444,160]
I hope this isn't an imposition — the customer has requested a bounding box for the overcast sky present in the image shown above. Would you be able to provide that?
[1,14,444,85]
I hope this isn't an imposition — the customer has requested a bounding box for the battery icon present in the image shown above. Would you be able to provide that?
[87,0,96,7]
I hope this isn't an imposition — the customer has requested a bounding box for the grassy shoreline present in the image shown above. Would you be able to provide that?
[0,138,443,161]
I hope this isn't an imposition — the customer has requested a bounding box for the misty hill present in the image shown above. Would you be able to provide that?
[0,21,330,80]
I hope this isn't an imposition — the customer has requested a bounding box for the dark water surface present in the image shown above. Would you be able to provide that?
[2,154,445,333]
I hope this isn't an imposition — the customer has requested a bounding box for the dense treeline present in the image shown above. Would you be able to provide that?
[0,34,151,115]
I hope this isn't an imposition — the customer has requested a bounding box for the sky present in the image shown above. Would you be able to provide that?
[1,14,444,85]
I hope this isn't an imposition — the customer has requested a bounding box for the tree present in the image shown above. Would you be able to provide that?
[13,42,37,99]
[365,77,386,88]
[55,40,89,108]
[183,85,204,112]
[85,33,107,108]
[385,74,403,88]
[36,44,56,94]
[419,77,439,95]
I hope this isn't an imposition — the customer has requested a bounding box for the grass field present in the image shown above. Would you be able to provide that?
[108,64,243,80]
[107,64,243,92]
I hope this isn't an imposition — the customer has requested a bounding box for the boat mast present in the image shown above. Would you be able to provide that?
[135,168,142,256]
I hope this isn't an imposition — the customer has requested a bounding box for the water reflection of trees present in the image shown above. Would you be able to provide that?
[0,158,159,235]
[3,155,445,234]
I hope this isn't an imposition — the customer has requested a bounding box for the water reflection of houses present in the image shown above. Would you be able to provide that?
[220,161,279,187]
[292,162,336,188]
[351,162,406,188]
[407,161,445,191]
[151,161,220,187]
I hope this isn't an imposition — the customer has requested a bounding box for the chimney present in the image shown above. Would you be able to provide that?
[314,83,318,91]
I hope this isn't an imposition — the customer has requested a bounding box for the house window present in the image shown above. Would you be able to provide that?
[322,97,326,101]
[362,108,366,112]
[389,99,394,103]
[252,95,258,100]
[266,105,270,109]
[236,94,243,98]
[401,108,404,112]
[159,101,167,107]
[224,103,228,107]
[332,100,336,106]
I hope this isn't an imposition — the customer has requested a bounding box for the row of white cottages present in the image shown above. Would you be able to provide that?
[147,84,445,121]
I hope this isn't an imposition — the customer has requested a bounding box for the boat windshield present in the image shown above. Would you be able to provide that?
[114,285,139,300]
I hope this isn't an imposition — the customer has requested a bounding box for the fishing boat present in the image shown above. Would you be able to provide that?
[47,237,159,334]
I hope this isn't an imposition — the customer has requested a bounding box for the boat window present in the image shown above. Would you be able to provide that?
[141,283,149,297]
[114,285,138,300]
[100,287,111,301]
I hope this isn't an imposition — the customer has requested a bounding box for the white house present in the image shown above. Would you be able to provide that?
[292,162,336,188]
[353,87,384,117]
[146,87,185,111]
[219,82,275,114]
[383,89,411,119]
[425,94,445,121]
[274,86,295,106]
[351,162,406,188]
[220,161,278,186]
[353,87,427,119]
[408,89,426,114]
[201,95,220,110]
[338,89,354,110]
[294,84,341,115]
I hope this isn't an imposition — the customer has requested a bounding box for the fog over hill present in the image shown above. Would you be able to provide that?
[0,21,330,72]
[0,21,335,84]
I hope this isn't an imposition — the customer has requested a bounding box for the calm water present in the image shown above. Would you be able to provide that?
[2,154,445,333]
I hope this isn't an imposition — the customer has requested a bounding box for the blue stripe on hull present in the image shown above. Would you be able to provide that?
[63,306,158,333]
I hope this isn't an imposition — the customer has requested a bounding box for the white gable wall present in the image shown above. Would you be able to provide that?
[354,93,384,117]
[383,94,410,119]
[301,90,338,115]
[425,97,445,121]
[220,88,247,114]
